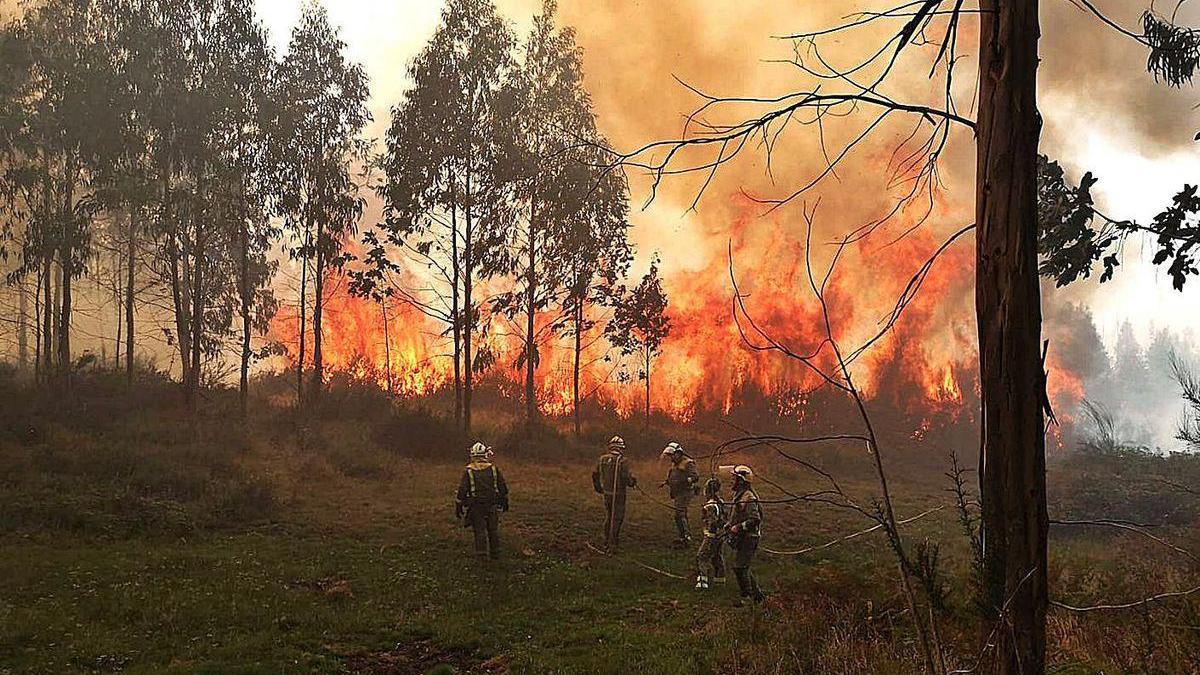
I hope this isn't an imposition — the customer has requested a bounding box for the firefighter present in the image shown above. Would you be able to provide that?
[727,464,765,604]
[592,436,637,552]
[455,442,509,561]
[693,476,727,590]
[660,442,699,545]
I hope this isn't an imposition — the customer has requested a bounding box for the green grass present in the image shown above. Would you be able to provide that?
[2,375,1200,673]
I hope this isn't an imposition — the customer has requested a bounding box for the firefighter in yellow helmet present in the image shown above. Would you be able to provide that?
[727,464,765,603]
[660,441,699,546]
[592,435,637,552]
[455,442,509,561]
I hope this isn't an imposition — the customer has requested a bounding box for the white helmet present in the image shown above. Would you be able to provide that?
[731,464,755,482]
[469,442,490,459]
[661,441,684,459]
[608,436,626,451]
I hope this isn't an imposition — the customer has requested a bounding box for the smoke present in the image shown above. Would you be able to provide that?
[1039,0,1200,159]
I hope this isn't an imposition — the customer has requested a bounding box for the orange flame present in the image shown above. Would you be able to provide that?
[267,194,1085,434]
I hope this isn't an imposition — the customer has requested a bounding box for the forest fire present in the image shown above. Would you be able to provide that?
[267,196,1088,439]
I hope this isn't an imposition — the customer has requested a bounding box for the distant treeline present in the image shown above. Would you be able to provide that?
[0,0,668,433]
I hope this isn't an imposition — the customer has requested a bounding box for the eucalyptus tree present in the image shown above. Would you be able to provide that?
[555,150,631,436]
[492,0,632,431]
[606,255,670,425]
[364,0,517,433]
[273,3,370,408]
[0,0,124,392]
[206,1,280,417]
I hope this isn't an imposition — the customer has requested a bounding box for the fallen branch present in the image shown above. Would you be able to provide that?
[1052,583,1200,612]
[1050,518,1200,566]
[762,505,945,556]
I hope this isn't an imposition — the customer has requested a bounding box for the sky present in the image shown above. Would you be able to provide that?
[251,0,1200,354]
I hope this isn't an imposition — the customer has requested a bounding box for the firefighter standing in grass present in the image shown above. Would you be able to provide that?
[693,476,727,590]
[660,442,699,546]
[592,436,637,552]
[455,442,509,561]
[727,464,766,604]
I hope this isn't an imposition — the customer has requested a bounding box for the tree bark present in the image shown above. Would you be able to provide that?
[975,1,1048,672]
[525,192,539,433]
[573,298,583,437]
[187,213,204,411]
[164,161,192,387]
[450,175,463,425]
[239,204,251,420]
[463,163,474,435]
[34,264,44,382]
[644,347,651,427]
[311,221,325,405]
[18,272,28,370]
[114,248,122,370]
[297,225,310,410]
[57,161,76,393]
[126,211,136,384]
[41,257,52,381]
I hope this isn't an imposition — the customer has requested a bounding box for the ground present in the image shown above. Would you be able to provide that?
[1,374,1199,674]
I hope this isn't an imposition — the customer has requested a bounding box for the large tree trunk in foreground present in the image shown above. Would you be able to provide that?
[975,1,1048,672]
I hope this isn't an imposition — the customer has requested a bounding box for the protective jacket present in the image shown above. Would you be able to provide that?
[665,456,700,499]
[457,460,509,510]
[729,486,763,538]
[701,496,728,537]
[592,450,636,495]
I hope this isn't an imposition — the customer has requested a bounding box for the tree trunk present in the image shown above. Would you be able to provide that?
[188,221,204,411]
[450,175,463,425]
[525,193,538,433]
[239,209,251,420]
[34,264,44,382]
[41,257,52,381]
[114,249,122,370]
[463,164,474,435]
[573,299,583,437]
[382,300,393,396]
[311,223,325,405]
[52,257,61,371]
[18,273,28,370]
[126,211,136,383]
[58,167,75,393]
[297,225,310,409]
[164,160,191,386]
[644,347,651,427]
[975,1,1048,672]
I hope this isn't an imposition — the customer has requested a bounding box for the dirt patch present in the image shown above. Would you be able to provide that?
[341,639,507,674]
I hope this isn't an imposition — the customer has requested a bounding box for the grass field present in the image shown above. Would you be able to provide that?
[2,373,1200,673]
